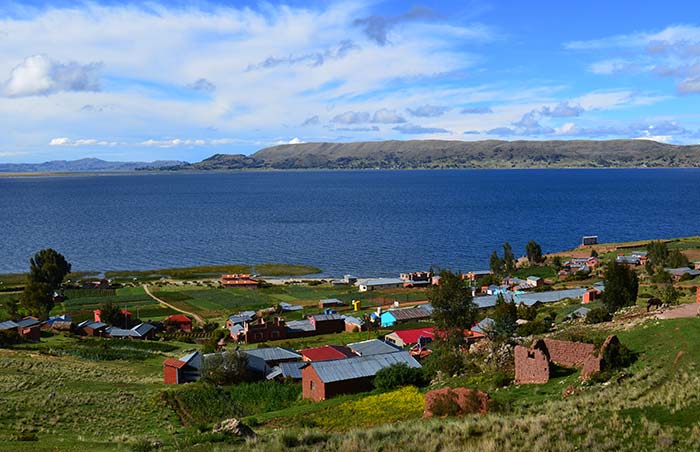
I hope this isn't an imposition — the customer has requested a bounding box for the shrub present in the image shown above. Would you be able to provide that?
[428,391,461,417]
[200,351,249,385]
[586,307,612,324]
[516,319,549,336]
[602,340,636,370]
[373,363,427,390]
[517,304,538,321]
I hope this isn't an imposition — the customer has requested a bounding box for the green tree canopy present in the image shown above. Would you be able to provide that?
[20,281,53,319]
[503,242,516,273]
[492,294,517,340]
[603,260,639,313]
[201,351,249,385]
[429,270,478,347]
[525,240,544,265]
[29,248,71,290]
[489,251,504,275]
[646,241,669,267]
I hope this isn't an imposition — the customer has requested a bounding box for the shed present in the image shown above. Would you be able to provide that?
[245,347,302,375]
[379,307,430,327]
[266,361,305,381]
[319,298,345,308]
[299,345,356,362]
[163,351,202,384]
[302,351,421,401]
[357,278,405,292]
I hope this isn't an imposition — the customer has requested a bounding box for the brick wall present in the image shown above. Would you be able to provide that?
[542,338,596,368]
[514,345,550,384]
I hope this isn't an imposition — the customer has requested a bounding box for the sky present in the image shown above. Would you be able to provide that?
[2,0,700,163]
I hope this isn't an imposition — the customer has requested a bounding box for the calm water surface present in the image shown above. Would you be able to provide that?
[1,169,698,275]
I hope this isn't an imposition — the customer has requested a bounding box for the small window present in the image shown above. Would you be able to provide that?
[310,381,315,391]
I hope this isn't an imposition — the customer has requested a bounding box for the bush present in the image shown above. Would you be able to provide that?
[422,344,475,378]
[517,304,538,321]
[428,391,461,417]
[586,308,612,324]
[200,351,249,385]
[374,363,428,390]
[516,319,549,336]
[602,340,636,370]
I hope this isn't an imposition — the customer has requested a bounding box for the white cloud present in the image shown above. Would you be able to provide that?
[3,54,101,97]
[49,137,116,146]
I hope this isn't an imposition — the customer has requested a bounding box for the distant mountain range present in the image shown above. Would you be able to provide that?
[158,139,700,170]
[0,158,187,173]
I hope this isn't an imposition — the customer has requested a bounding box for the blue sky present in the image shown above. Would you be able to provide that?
[1,0,700,162]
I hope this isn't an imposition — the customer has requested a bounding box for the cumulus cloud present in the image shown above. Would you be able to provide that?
[246,40,359,71]
[353,7,434,46]
[301,115,320,126]
[187,78,216,92]
[331,111,371,124]
[3,54,101,97]
[371,109,406,123]
[460,106,492,114]
[334,126,380,132]
[393,123,449,134]
[407,104,450,117]
[541,102,584,117]
[49,137,116,146]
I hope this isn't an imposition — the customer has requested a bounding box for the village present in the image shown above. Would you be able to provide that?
[2,235,700,450]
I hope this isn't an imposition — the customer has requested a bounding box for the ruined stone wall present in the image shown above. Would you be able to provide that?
[543,338,597,368]
[514,345,550,384]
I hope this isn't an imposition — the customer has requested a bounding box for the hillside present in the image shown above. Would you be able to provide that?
[0,158,187,173]
[175,139,700,170]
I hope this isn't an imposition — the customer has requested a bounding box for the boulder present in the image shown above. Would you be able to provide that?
[424,387,490,418]
[212,418,256,438]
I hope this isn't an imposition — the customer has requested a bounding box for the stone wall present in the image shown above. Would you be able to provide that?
[514,344,550,384]
[542,338,597,368]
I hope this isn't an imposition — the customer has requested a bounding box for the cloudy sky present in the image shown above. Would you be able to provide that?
[2,0,700,162]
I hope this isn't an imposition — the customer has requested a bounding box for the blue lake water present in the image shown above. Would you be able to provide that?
[1,169,699,276]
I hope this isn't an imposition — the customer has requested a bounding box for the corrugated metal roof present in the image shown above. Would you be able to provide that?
[0,320,18,330]
[361,278,405,286]
[267,361,305,380]
[105,326,134,337]
[131,323,155,336]
[279,302,303,311]
[319,298,343,304]
[311,314,344,322]
[245,347,301,362]
[347,339,401,356]
[228,312,254,324]
[471,318,495,335]
[286,319,315,332]
[299,345,355,361]
[342,315,365,326]
[16,318,41,328]
[418,304,433,315]
[309,351,420,383]
[516,288,587,306]
[383,307,431,321]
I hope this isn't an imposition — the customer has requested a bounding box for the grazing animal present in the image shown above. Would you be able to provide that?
[647,297,663,312]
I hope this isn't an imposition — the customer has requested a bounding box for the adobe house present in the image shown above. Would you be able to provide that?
[163,352,202,384]
[515,336,619,384]
[16,317,42,342]
[308,314,345,335]
[302,351,421,401]
[241,317,287,343]
[164,314,193,333]
[221,274,259,288]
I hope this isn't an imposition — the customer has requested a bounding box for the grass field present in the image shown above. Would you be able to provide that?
[54,286,177,322]
[104,263,322,282]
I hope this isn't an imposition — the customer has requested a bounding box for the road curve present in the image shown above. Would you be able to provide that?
[143,284,205,327]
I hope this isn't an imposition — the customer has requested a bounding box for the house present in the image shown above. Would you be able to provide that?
[234,318,287,343]
[164,314,193,332]
[384,327,435,348]
[400,271,431,287]
[16,317,42,342]
[285,319,316,338]
[379,306,431,328]
[665,267,700,281]
[471,317,495,336]
[342,315,365,332]
[93,308,131,324]
[616,255,641,266]
[582,288,600,304]
[279,302,303,312]
[244,347,302,376]
[221,274,258,288]
[309,314,345,335]
[357,278,404,292]
[348,339,402,356]
[526,276,543,288]
[331,275,357,286]
[301,351,421,401]
[78,320,108,337]
[226,311,256,329]
[299,345,356,362]
[105,322,156,340]
[163,351,202,384]
[318,298,345,309]
[462,270,492,282]
[565,307,591,320]
[266,361,306,381]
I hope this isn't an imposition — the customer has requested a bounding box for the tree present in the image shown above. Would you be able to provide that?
[98,301,124,326]
[647,241,668,267]
[603,260,639,313]
[374,363,427,390]
[667,249,689,268]
[525,240,543,265]
[21,249,71,319]
[201,351,249,385]
[659,284,680,305]
[492,294,517,340]
[591,249,598,258]
[489,251,504,275]
[503,242,516,274]
[551,255,563,271]
[20,281,53,319]
[29,249,71,290]
[429,270,478,347]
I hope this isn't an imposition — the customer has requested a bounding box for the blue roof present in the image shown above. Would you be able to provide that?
[347,339,401,356]
[279,302,303,311]
[16,318,41,328]
[267,361,305,380]
[471,317,495,335]
[0,320,18,330]
[307,351,420,383]
[131,323,155,336]
[228,312,255,324]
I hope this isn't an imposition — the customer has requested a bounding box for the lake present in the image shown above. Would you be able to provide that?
[1,169,698,276]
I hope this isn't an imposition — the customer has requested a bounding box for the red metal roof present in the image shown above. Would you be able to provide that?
[163,358,187,369]
[299,345,356,362]
[389,327,436,344]
[165,314,191,323]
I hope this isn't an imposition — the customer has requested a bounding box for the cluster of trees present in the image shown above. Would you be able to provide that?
[646,241,689,274]
[20,249,71,320]
[603,260,639,313]
[489,240,544,276]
